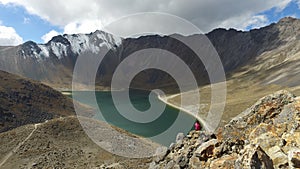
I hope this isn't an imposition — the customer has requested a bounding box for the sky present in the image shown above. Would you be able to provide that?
[0,0,300,46]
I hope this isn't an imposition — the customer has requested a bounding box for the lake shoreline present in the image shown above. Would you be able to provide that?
[155,92,211,131]
[61,89,210,131]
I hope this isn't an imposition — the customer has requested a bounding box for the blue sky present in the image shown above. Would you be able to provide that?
[0,4,63,43]
[0,0,299,45]
[246,1,300,30]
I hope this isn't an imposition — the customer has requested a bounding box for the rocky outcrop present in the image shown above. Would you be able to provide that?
[151,90,300,168]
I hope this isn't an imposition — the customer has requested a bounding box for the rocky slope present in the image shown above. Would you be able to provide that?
[230,17,300,87]
[1,17,300,90]
[0,70,95,133]
[150,90,300,169]
[0,116,159,169]
[0,70,77,133]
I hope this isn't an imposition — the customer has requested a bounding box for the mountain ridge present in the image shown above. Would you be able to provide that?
[1,17,299,91]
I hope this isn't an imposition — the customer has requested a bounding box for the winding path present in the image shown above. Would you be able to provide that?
[0,123,41,168]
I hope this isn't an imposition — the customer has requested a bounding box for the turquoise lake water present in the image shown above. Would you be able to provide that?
[69,89,196,146]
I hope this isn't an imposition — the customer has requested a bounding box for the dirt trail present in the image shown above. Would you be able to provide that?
[0,123,41,168]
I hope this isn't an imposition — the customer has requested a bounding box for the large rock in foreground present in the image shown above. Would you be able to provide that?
[151,90,300,168]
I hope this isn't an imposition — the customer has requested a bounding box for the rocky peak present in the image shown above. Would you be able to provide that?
[15,30,122,61]
[275,17,300,41]
[18,41,41,58]
[278,16,298,24]
[22,40,38,47]
[150,90,300,168]
[48,35,70,46]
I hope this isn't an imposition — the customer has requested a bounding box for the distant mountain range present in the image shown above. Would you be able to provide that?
[1,17,300,91]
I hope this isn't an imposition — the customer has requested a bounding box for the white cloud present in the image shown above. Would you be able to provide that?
[41,30,60,43]
[23,17,30,24]
[275,0,292,11]
[246,15,269,29]
[63,20,103,34]
[219,14,269,31]
[0,0,294,35]
[0,25,23,46]
[294,0,300,8]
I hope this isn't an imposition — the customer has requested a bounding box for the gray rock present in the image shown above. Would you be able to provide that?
[165,160,175,169]
[176,155,188,168]
[176,133,185,143]
[154,147,168,163]
[148,162,160,169]
[169,143,175,150]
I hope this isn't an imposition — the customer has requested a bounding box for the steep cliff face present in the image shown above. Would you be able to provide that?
[1,17,300,90]
[150,90,300,169]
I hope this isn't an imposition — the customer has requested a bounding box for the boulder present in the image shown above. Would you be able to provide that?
[235,144,274,169]
[209,154,237,169]
[194,139,218,161]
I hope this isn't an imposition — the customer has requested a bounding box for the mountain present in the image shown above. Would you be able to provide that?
[0,70,94,133]
[0,30,122,89]
[229,17,300,87]
[1,17,300,91]
[150,17,300,127]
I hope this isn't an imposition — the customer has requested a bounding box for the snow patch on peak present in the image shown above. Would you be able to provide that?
[95,31,122,47]
[50,42,68,59]
[65,34,99,54]
[63,30,122,55]
[113,36,122,46]
[38,45,49,58]
[20,43,50,61]
[20,30,122,61]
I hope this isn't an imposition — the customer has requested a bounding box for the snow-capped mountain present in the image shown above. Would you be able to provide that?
[0,30,122,89]
[19,30,122,61]
[1,17,300,90]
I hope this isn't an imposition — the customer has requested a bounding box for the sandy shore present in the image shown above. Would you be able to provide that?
[156,92,212,131]
[61,91,72,96]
